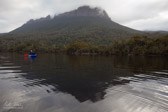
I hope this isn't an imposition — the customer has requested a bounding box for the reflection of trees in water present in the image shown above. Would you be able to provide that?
[109,56,168,74]
[10,54,168,102]
[13,55,133,102]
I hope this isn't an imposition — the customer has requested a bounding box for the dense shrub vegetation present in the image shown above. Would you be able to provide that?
[0,34,168,56]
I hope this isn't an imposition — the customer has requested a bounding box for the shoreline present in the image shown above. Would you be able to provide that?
[1,51,168,57]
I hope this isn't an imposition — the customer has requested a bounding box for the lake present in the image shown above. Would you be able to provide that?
[0,53,168,112]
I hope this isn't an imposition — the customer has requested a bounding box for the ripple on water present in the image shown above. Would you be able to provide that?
[0,55,168,112]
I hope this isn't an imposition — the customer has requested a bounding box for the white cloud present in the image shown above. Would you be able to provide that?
[0,0,168,33]
[124,10,168,30]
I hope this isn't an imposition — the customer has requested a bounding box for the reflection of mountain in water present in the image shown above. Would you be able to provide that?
[21,67,132,102]
[9,54,135,102]
[8,54,168,102]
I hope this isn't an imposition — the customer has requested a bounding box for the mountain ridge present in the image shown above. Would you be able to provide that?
[11,6,140,35]
[58,6,110,19]
[24,6,111,25]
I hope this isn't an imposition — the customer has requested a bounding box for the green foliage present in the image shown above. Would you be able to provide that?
[0,33,168,56]
[66,41,92,54]
[111,35,168,55]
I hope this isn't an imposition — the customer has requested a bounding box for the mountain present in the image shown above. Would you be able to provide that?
[0,33,6,36]
[144,30,168,34]
[9,6,142,45]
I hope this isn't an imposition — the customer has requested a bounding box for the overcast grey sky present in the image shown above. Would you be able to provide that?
[0,0,168,33]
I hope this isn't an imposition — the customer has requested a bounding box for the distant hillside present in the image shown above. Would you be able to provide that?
[8,6,142,45]
[0,33,6,36]
[144,30,168,34]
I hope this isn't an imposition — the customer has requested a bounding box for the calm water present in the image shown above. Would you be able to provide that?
[0,53,168,112]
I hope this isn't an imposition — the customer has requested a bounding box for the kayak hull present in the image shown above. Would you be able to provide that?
[28,54,37,57]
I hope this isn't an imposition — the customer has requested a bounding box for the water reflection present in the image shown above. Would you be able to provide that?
[24,56,37,62]
[20,55,134,102]
[0,54,168,112]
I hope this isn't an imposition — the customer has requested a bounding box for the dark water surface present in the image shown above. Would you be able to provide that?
[0,53,168,112]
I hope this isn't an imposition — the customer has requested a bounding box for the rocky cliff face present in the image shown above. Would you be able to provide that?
[27,15,51,24]
[26,6,110,25]
[58,6,110,19]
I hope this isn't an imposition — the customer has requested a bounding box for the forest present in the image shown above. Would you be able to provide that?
[0,34,168,56]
